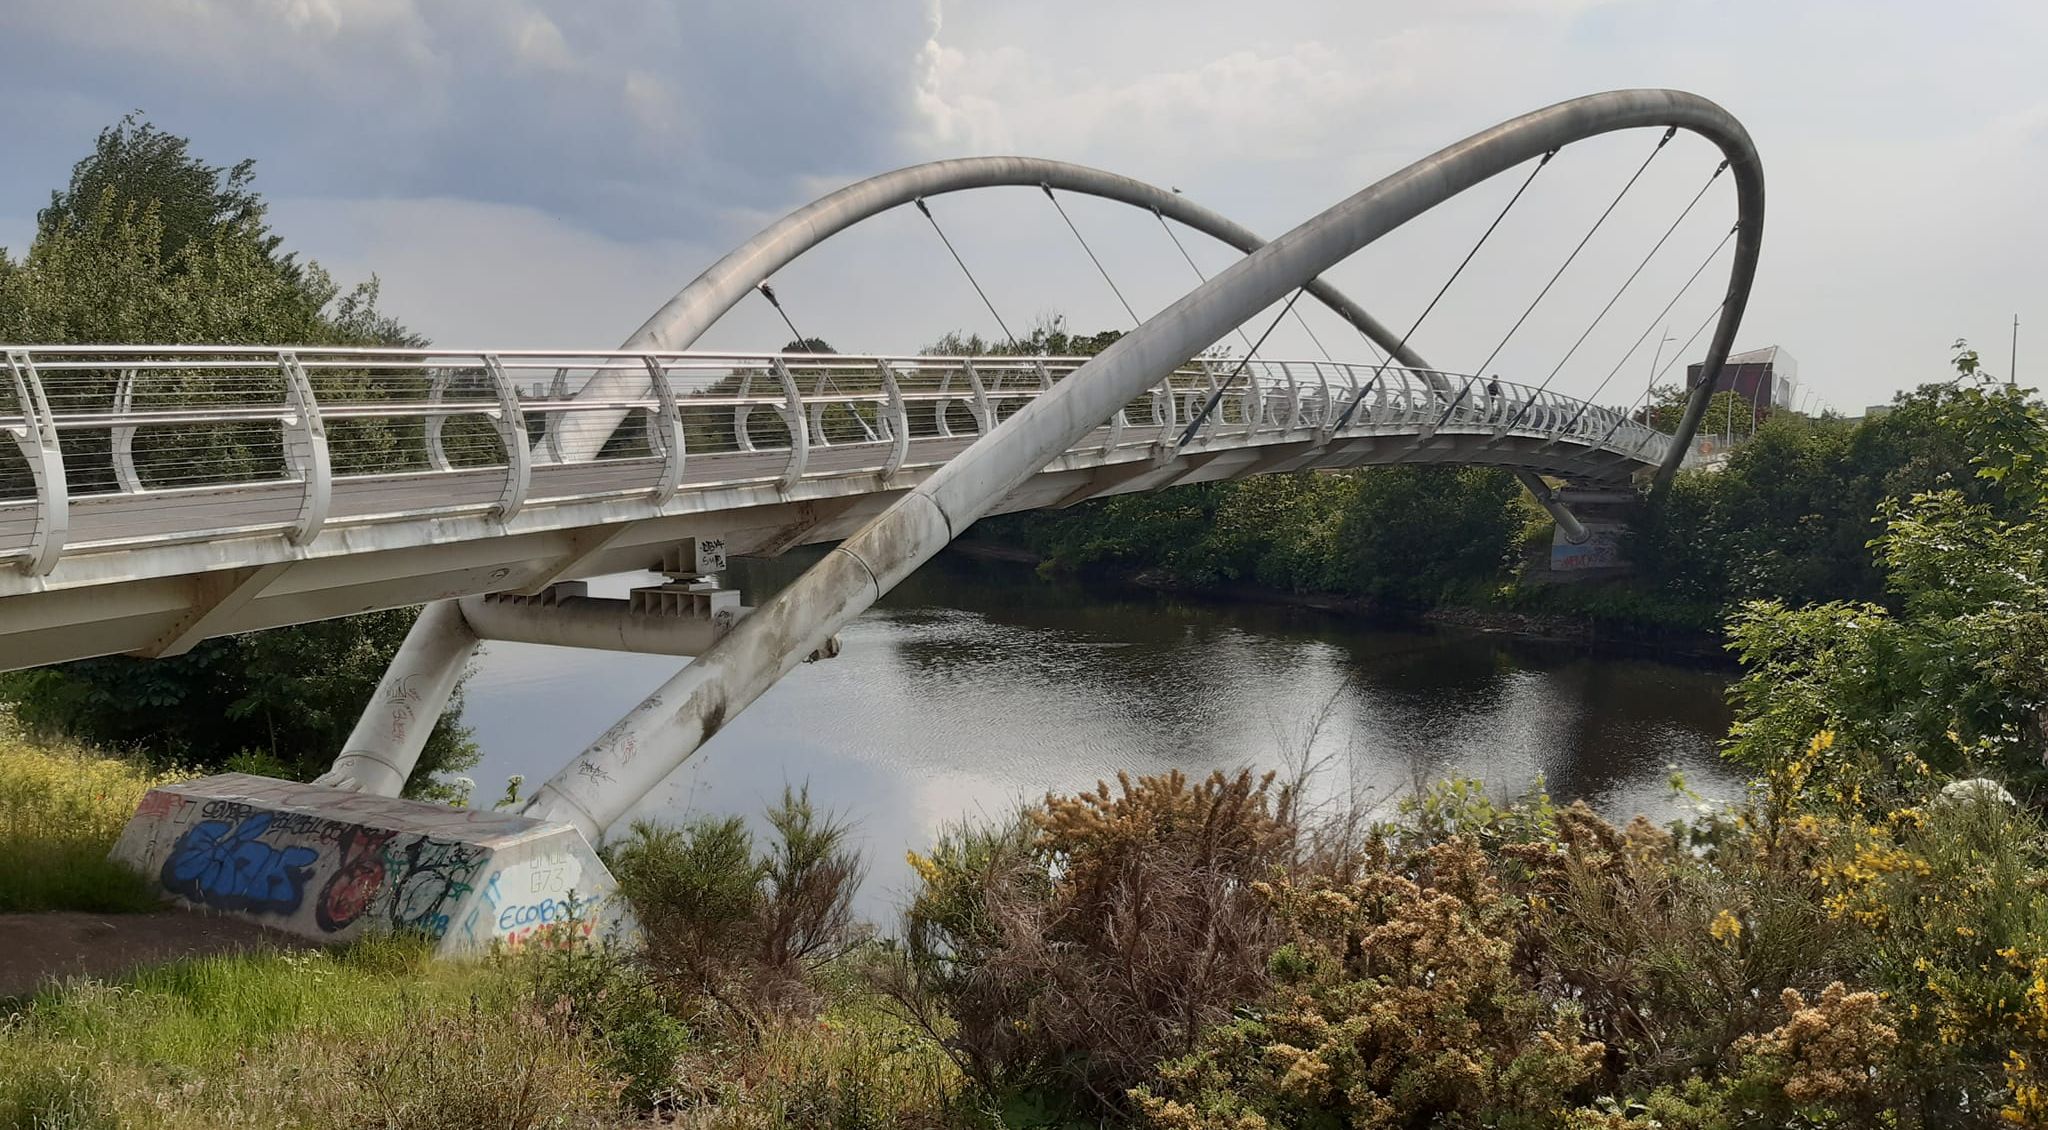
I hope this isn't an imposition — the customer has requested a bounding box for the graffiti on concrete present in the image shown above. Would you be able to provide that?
[161,813,320,915]
[314,825,394,932]
[385,836,486,936]
[117,773,623,956]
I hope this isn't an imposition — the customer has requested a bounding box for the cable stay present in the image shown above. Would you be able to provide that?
[1592,297,1727,450]
[1043,185,1139,327]
[1330,147,1558,433]
[1153,207,1260,356]
[1572,221,1739,420]
[1529,159,1728,407]
[914,196,1019,349]
[757,282,876,441]
[1456,128,1674,431]
[1177,289,1306,447]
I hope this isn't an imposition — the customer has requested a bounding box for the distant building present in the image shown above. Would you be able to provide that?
[1686,345,1799,415]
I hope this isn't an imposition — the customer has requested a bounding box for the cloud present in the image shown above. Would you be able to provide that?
[0,0,931,242]
[2,0,2044,408]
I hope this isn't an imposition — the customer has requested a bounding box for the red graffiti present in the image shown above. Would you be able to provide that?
[134,790,179,819]
[315,826,393,932]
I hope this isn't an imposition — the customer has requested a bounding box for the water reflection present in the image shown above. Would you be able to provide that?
[461,547,1738,915]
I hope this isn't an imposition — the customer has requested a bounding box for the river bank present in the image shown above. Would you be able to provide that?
[945,538,1735,663]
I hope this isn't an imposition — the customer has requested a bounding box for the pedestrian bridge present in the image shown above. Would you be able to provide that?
[0,344,1665,669]
[5,88,1763,845]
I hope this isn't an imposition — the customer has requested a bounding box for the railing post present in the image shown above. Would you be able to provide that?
[1312,362,1337,442]
[277,350,330,545]
[1281,362,1303,431]
[1032,358,1054,393]
[424,366,453,472]
[807,367,831,447]
[877,360,909,480]
[111,368,141,491]
[639,355,684,507]
[542,369,568,464]
[483,354,532,519]
[961,358,995,433]
[733,369,757,452]
[933,367,955,439]
[770,356,808,490]
[5,350,66,575]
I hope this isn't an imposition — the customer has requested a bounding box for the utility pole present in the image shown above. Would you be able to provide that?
[2013,314,2020,387]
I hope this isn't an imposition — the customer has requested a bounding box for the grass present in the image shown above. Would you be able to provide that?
[0,945,628,1130]
[0,936,974,1130]
[0,720,188,912]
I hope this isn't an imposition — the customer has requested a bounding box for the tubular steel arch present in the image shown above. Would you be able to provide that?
[546,157,1440,464]
[519,88,1764,838]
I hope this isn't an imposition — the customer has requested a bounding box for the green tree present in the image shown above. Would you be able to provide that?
[1334,465,1523,603]
[0,117,474,795]
[1725,358,2048,796]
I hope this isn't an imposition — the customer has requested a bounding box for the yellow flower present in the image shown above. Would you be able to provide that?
[1710,909,1744,945]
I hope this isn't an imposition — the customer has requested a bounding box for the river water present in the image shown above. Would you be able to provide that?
[462,548,1738,916]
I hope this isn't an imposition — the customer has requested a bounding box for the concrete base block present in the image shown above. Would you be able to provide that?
[110,773,627,957]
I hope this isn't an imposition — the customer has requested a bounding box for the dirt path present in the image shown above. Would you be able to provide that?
[0,910,316,999]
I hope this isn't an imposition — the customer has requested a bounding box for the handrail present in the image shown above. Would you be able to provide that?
[0,345,1671,572]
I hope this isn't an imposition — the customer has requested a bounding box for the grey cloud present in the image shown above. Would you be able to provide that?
[0,0,932,242]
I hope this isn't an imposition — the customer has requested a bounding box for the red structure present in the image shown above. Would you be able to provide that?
[1686,345,1798,415]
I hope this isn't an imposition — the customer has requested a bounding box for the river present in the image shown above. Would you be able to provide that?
[462,548,1738,917]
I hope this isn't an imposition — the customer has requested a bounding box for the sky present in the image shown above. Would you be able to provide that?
[1,0,2042,414]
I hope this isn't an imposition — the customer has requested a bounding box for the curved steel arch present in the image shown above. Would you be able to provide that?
[548,156,1439,464]
[521,88,1764,837]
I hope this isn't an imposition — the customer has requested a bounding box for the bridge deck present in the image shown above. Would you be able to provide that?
[0,348,1668,668]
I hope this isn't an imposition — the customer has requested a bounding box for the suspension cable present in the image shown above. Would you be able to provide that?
[1153,206,1259,355]
[914,196,1019,349]
[1531,158,1727,401]
[1178,289,1305,447]
[1042,185,1139,327]
[757,282,877,441]
[1599,298,1725,445]
[757,282,811,350]
[1578,221,1739,410]
[1469,127,1674,391]
[1331,148,1558,432]
[1549,225,1736,440]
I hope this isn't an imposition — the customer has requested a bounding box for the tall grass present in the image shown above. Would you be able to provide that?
[0,719,187,912]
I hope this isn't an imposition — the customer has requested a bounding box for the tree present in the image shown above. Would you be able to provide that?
[1725,352,2048,796]
[0,118,474,795]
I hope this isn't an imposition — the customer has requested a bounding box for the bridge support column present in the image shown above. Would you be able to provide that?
[1514,471,1591,545]
[321,599,480,797]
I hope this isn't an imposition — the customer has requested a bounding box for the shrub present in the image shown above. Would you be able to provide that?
[1133,835,1607,1129]
[526,932,691,1112]
[607,785,866,1035]
[894,769,1296,1114]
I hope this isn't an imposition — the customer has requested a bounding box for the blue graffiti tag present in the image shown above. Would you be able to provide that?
[161,813,321,915]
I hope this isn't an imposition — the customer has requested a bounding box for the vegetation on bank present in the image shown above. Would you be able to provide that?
[0,722,186,912]
[975,343,2039,643]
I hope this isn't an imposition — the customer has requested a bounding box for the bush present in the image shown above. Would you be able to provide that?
[893,769,1296,1115]
[606,785,866,1035]
[526,931,690,1112]
[1135,835,1607,1129]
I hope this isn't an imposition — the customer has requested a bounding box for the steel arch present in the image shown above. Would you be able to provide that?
[520,88,1764,837]
[547,156,1441,464]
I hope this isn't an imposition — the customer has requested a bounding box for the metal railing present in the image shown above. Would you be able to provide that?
[0,346,1671,574]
